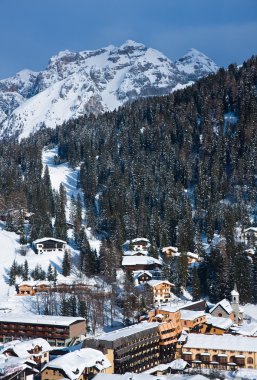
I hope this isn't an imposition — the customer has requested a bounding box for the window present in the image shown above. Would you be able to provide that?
[247,357,253,364]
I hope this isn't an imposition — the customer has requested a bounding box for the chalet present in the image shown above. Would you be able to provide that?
[0,338,51,366]
[181,333,257,370]
[123,249,148,256]
[122,238,150,253]
[122,256,162,271]
[41,348,111,380]
[179,310,206,332]
[147,280,174,304]
[0,355,39,380]
[32,237,66,254]
[0,315,86,346]
[18,281,51,296]
[162,246,179,258]
[145,359,190,376]
[200,315,233,335]
[84,322,161,374]
[17,281,37,296]
[187,252,200,264]
[242,227,257,246]
[133,271,153,284]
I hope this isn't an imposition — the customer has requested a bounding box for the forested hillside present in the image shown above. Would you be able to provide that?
[1,56,257,304]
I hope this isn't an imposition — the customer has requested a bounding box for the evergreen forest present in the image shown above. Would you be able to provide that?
[1,55,257,304]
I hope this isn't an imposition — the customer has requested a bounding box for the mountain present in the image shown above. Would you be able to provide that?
[0,40,218,139]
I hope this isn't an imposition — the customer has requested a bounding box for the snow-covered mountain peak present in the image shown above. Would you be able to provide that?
[175,48,218,76]
[0,41,219,139]
[120,39,146,49]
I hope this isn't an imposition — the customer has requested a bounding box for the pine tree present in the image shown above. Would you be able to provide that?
[22,260,29,281]
[53,267,58,285]
[62,250,71,277]
[47,264,54,282]
[9,260,17,286]
[191,266,201,301]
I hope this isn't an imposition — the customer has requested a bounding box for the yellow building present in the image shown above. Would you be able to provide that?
[200,315,233,335]
[41,348,111,380]
[181,333,257,370]
[149,305,182,337]
[180,310,206,332]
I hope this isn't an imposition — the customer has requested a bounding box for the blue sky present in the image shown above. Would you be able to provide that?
[0,0,256,78]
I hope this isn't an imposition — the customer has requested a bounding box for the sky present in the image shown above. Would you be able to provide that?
[0,0,256,79]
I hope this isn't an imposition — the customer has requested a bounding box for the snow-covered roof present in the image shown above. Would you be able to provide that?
[187,252,199,259]
[209,298,233,314]
[123,250,148,256]
[183,333,257,352]
[147,280,174,288]
[205,315,233,330]
[89,322,160,342]
[0,338,51,358]
[33,237,66,244]
[42,348,110,380]
[0,314,85,326]
[18,280,51,287]
[155,305,180,313]
[235,323,257,336]
[0,356,38,377]
[180,310,205,321]
[133,271,152,279]
[231,289,239,296]
[243,227,257,233]
[234,368,257,380]
[94,373,210,380]
[122,256,161,266]
[130,238,150,244]
[162,246,178,253]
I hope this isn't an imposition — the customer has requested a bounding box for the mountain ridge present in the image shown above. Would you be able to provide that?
[0,40,218,139]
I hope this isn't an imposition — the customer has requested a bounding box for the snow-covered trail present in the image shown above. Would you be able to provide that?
[42,146,81,198]
[42,146,100,252]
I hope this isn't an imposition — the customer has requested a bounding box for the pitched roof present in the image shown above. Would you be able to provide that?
[0,338,51,358]
[205,315,233,330]
[147,280,175,287]
[33,237,66,244]
[209,298,233,314]
[42,348,110,380]
[122,256,161,267]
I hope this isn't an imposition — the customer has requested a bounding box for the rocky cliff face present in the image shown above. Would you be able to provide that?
[0,41,218,139]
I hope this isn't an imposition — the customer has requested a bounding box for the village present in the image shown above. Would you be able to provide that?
[1,233,257,380]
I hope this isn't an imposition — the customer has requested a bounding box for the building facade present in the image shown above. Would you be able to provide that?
[32,237,66,254]
[181,333,257,370]
[85,323,161,374]
[0,315,86,346]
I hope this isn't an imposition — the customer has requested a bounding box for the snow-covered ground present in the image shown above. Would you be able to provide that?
[0,146,101,316]
[42,146,100,252]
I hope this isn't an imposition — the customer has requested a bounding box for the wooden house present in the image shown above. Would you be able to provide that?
[122,256,162,271]
[162,246,179,258]
[133,271,153,284]
[32,237,66,254]
[147,280,174,304]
